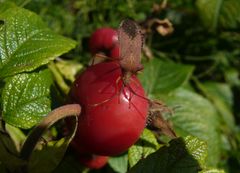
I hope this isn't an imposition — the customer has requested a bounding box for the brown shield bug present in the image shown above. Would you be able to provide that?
[118,20,176,138]
[84,20,176,138]
[117,19,144,84]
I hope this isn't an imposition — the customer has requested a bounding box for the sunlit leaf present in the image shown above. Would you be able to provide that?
[109,154,128,173]
[196,0,240,30]
[159,88,221,166]
[139,58,194,95]
[128,129,159,167]
[129,136,207,173]
[0,5,76,79]
[2,69,53,129]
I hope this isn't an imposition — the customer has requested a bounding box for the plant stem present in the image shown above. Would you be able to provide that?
[20,104,81,161]
[48,61,70,95]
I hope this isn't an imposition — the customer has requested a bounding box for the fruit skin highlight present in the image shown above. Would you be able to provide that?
[70,61,148,156]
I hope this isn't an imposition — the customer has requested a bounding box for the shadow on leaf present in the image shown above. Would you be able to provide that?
[129,136,206,173]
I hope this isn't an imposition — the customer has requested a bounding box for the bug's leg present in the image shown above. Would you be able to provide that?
[122,84,134,109]
[115,76,124,104]
[122,77,150,109]
[88,76,122,107]
[127,84,150,102]
[91,53,122,65]
[128,89,133,109]
[90,53,108,66]
[151,100,174,115]
[136,64,144,72]
[122,84,147,119]
[129,100,146,119]
[89,91,117,107]
[129,77,142,90]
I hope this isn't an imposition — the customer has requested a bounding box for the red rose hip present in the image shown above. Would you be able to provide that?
[78,155,108,169]
[89,27,119,58]
[70,62,148,156]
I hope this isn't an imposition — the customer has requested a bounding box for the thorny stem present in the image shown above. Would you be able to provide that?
[20,104,81,161]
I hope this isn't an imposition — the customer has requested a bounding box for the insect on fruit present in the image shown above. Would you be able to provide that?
[69,20,149,156]
[117,19,176,138]
[70,19,175,156]
[118,19,144,84]
[70,62,149,156]
[88,19,147,105]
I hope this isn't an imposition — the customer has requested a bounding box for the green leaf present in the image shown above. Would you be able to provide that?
[0,5,77,79]
[2,69,53,129]
[24,105,80,173]
[196,0,223,31]
[0,162,7,173]
[0,80,4,109]
[53,155,88,173]
[128,136,207,173]
[160,88,221,166]
[109,154,128,173]
[196,0,240,31]
[139,58,194,95]
[200,168,225,173]
[55,60,83,83]
[224,68,240,87]
[0,2,16,15]
[0,131,18,156]
[128,129,159,167]
[218,0,240,29]
[7,0,31,7]
[0,132,25,172]
[203,82,233,107]
[5,124,26,152]
[28,138,72,173]
[197,81,235,131]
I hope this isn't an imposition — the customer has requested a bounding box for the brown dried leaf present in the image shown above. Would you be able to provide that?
[142,45,153,60]
[155,19,174,36]
[147,100,176,138]
[144,18,174,36]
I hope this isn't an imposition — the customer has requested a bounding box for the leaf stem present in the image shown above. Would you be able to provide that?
[48,61,70,95]
[20,104,81,161]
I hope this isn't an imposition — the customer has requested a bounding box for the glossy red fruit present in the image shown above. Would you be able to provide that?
[70,62,148,156]
[109,45,120,59]
[89,27,119,58]
[71,140,108,169]
[79,154,108,169]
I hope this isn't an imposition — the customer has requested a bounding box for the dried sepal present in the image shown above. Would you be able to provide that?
[147,100,176,138]
[144,18,174,36]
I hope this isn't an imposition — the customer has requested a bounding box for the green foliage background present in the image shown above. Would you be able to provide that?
[0,0,240,173]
